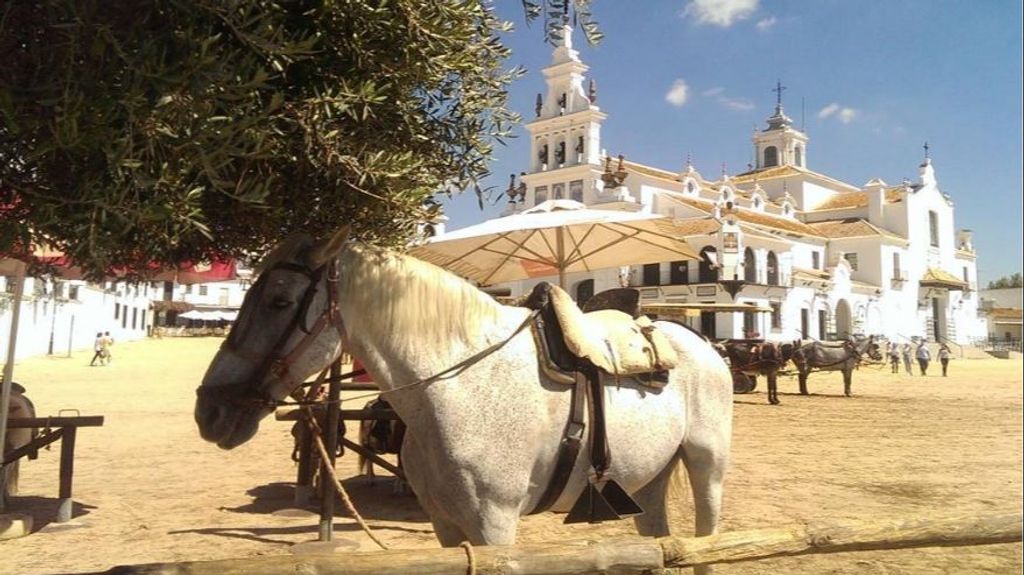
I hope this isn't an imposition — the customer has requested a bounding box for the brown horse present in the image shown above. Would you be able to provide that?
[718,341,796,405]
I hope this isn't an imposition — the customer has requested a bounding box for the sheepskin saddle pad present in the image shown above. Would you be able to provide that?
[522,282,678,384]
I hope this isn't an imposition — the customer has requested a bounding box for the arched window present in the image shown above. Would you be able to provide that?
[576,279,595,307]
[794,145,803,167]
[699,246,718,283]
[767,251,779,285]
[686,180,696,194]
[763,146,779,168]
[744,247,757,283]
[752,196,762,210]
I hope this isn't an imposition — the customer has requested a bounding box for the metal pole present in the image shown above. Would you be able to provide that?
[0,260,27,512]
[556,227,566,289]
[67,315,75,358]
[318,359,343,541]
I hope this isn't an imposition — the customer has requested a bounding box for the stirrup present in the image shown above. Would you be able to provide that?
[564,476,644,524]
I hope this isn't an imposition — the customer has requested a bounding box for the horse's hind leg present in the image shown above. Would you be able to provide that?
[681,442,728,575]
[843,369,853,397]
[632,458,680,537]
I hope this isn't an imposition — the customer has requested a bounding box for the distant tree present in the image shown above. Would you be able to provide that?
[987,273,1023,289]
[0,1,599,279]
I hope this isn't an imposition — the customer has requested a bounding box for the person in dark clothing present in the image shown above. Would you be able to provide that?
[916,342,931,376]
[89,332,106,366]
[938,344,951,377]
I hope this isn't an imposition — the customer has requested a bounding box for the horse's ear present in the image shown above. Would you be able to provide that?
[307,226,351,269]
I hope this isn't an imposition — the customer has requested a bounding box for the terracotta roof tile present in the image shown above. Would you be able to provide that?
[807,218,906,241]
[663,194,825,237]
[811,188,904,211]
[990,308,1023,320]
[731,165,859,191]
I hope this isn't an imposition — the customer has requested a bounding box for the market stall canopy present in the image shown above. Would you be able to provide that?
[410,199,700,288]
[919,267,968,291]
[641,301,774,318]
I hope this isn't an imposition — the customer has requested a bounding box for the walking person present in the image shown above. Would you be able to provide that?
[888,342,900,374]
[101,331,115,365]
[916,341,931,376]
[901,343,914,375]
[938,344,952,377]
[89,332,106,366]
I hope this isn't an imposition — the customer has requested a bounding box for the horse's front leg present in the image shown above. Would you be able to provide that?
[843,369,853,397]
[798,369,809,395]
[768,372,780,405]
[400,437,520,546]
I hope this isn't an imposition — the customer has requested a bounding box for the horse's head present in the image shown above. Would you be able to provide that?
[195,227,351,449]
[779,342,797,362]
[850,334,882,361]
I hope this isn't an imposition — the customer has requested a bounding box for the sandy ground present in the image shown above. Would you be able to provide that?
[2,337,1021,575]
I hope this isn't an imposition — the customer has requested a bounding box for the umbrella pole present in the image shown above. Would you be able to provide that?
[557,227,567,290]
[0,260,27,511]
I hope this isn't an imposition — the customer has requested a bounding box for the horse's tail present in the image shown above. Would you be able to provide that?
[667,455,689,512]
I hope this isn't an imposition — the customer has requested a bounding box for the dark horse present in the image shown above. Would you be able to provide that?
[791,336,881,397]
[718,341,797,405]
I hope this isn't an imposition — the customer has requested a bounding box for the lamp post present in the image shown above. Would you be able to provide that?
[718,208,744,300]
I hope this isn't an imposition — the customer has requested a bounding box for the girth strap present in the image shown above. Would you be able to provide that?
[530,369,587,514]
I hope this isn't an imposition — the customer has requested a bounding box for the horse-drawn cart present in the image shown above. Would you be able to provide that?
[640,301,775,396]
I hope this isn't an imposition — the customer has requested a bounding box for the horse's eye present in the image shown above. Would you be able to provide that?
[270,297,293,310]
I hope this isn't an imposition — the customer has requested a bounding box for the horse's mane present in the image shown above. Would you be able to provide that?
[337,243,507,349]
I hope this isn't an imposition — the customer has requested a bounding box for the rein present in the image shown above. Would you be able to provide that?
[376,309,540,397]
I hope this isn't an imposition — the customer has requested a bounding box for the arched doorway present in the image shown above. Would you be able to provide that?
[835,299,853,339]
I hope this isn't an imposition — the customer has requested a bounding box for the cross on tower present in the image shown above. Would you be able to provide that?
[923,141,930,160]
[772,80,787,107]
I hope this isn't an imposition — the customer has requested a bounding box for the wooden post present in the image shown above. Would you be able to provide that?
[294,419,315,507]
[318,360,342,541]
[57,426,77,522]
[97,512,1022,575]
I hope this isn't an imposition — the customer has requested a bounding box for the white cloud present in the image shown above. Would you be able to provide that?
[755,16,777,31]
[818,103,858,124]
[818,103,840,119]
[721,96,755,111]
[702,87,753,111]
[665,79,690,107]
[683,0,759,27]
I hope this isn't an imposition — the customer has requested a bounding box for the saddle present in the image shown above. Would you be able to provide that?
[524,283,678,387]
[522,282,678,524]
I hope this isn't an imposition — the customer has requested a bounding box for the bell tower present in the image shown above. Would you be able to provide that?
[752,81,809,170]
[520,24,607,207]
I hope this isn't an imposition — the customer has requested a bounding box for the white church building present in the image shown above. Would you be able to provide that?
[471,26,986,345]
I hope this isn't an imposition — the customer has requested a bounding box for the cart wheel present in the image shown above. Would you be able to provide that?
[732,373,757,394]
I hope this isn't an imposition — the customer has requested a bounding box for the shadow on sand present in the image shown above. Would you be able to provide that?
[169,476,432,545]
[5,495,96,532]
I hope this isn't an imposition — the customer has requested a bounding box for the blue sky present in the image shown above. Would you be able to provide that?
[440,0,1022,285]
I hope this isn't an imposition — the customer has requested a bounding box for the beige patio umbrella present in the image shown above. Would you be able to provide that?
[411,199,700,289]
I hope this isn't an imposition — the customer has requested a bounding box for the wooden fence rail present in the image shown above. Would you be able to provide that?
[98,512,1021,575]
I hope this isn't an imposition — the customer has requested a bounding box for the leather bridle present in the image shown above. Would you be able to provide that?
[196,258,345,409]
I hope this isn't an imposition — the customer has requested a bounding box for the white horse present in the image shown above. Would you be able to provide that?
[195,229,732,573]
